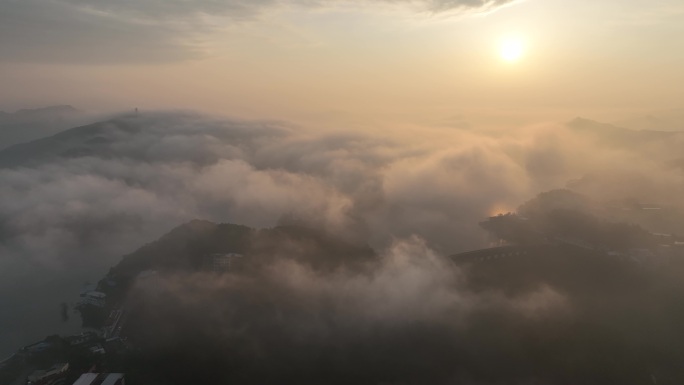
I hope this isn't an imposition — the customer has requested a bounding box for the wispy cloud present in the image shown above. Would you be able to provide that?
[0,0,519,63]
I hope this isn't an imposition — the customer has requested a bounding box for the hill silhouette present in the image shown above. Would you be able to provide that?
[0,105,86,150]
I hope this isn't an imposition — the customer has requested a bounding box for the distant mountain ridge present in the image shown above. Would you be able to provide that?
[0,115,139,168]
[568,117,684,171]
[613,110,684,132]
[0,105,78,118]
[0,111,287,169]
[0,105,88,150]
[99,219,377,296]
[5,112,682,169]
[568,117,684,143]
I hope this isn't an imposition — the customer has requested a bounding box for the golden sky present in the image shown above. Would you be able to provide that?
[1,0,683,126]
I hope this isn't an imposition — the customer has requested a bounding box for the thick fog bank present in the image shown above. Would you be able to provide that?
[1,110,682,356]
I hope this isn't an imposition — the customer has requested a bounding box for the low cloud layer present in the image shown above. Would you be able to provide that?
[122,231,684,384]
[1,110,683,358]
[2,111,683,272]
[126,236,576,384]
[0,0,518,63]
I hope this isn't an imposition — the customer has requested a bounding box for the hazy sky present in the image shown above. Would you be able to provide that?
[1,0,683,125]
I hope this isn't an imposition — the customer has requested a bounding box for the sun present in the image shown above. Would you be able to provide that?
[499,36,525,63]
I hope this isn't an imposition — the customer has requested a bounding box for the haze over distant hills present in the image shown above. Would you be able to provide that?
[1,111,683,257]
[613,110,684,132]
[0,113,140,168]
[4,112,683,169]
[568,116,684,148]
[0,105,92,150]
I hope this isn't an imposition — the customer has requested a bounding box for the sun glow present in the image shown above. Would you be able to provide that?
[499,36,525,63]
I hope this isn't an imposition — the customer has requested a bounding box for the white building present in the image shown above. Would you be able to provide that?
[211,253,244,271]
[79,291,106,308]
[72,373,125,385]
[27,363,69,385]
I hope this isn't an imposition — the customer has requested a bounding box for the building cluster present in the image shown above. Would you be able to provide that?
[72,373,125,385]
[66,331,126,357]
[0,328,130,385]
[26,362,69,385]
[26,366,125,385]
[651,232,684,248]
[450,245,540,265]
[208,252,244,272]
[77,291,107,308]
